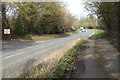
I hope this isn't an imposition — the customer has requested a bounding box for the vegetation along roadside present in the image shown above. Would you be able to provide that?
[20,39,86,78]
[88,29,106,39]
[12,30,81,41]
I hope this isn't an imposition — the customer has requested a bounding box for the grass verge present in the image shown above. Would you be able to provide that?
[65,30,81,35]
[20,39,86,78]
[89,29,106,39]
[12,34,32,40]
[13,30,80,41]
[44,39,86,78]
[32,30,81,41]
[31,33,68,41]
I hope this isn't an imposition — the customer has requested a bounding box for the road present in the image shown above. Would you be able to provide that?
[2,30,94,77]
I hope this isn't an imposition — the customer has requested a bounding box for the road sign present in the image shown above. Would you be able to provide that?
[4,29,10,34]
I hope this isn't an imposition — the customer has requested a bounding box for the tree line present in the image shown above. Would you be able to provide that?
[2,2,79,37]
[85,2,120,51]
[79,15,97,28]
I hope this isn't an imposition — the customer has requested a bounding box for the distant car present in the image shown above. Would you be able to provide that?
[80,27,86,32]
[80,27,84,30]
[81,29,86,32]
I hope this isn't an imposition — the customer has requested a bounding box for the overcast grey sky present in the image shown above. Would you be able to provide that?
[63,0,91,20]
[4,0,91,20]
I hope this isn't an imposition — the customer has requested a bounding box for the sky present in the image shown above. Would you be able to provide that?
[63,0,90,20]
[5,0,91,20]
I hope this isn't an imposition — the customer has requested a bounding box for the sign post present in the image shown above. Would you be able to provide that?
[3,29,11,40]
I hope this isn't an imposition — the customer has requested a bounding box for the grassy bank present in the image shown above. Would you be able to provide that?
[13,30,80,41]
[65,30,81,35]
[31,30,80,41]
[31,34,69,41]
[89,29,106,39]
[20,39,86,78]
[44,39,86,78]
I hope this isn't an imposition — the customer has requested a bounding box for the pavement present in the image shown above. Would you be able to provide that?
[72,39,119,78]
[2,30,94,78]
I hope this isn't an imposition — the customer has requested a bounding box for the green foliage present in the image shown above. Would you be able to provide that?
[79,15,97,28]
[4,2,79,37]
[23,34,32,39]
[85,2,119,50]
[19,39,85,78]
[14,15,26,36]
[45,39,86,78]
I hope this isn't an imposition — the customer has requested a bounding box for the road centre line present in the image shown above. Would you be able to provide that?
[3,31,93,60]
[3,39,67,60]
[89,30,95,37]
[3,52,24,59]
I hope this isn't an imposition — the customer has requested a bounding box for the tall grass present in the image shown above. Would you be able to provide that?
[45,39,86,78]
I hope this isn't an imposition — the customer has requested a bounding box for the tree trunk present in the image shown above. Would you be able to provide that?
[2,3,9,28]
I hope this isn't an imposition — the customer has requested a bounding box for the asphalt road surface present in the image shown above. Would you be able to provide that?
[2,30,94,69]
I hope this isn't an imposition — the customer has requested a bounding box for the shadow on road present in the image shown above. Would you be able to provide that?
[72,39,119,78]
[2,40,36,52]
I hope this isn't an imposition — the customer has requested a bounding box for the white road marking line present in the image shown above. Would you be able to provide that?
[89,31,95,37]
[3,52,24,59]
[3,31,93,60]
